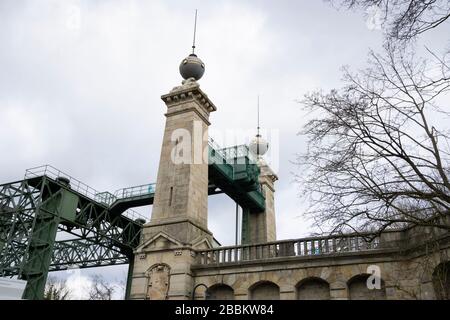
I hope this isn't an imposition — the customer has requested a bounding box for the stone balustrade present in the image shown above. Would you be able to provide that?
[195,233,386,265]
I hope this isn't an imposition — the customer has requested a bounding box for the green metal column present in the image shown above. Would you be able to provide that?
[124,257,135,300]
[241,207,250,245]
[21,182,78,300]
[21,207,59,299]
[0,209,11,253]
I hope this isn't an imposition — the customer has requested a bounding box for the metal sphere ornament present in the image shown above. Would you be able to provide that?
[249,134,269,157]
[179,53,205,80]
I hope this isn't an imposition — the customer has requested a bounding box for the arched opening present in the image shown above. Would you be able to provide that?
[249,281,280,300]
[432,261,450,300]
[296,277,330,300]
[206,284,235,300]
[348,274,386,300]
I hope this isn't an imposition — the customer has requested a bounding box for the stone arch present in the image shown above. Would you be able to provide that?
[144,263,171,300]
[206,284,235,300]
[296,277,330,300]
[432,261,450,300]
[249,281,280,300]
[347,274,386,300]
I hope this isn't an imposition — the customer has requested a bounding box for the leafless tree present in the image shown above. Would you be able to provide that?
[44,276,71,300]
[88,275,116,300]
[297,44,450,235]
[330,0,450,42]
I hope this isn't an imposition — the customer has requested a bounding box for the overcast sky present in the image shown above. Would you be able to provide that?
[1,0,448,297]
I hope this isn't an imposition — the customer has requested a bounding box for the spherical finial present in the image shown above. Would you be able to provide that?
[249,134,269,157]
[179,53,205,80]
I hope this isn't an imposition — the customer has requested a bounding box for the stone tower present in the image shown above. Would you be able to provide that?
[129,51,217,299]
[244,102,278,244]
[246,159,278,244]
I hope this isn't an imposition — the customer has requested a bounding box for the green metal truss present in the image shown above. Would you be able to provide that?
[0,140,265,300]
[51,238,128,270]
[0,174,143,300]
[207,140,266,213]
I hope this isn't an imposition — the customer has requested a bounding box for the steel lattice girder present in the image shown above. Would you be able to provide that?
[50,238,128,271]
[0,176,143,299]
[0,180,42,277]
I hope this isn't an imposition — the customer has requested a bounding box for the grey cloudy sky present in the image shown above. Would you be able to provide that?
[1,0,448,296]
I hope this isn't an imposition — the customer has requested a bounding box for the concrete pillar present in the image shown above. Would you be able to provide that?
[246,159,278,244]
[130,79,217,300]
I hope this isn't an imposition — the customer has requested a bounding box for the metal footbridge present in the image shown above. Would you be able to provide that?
[0,139,265,299]
[94,138,266,213]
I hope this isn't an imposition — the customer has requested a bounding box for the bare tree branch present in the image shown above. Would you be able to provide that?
[330,0,450,42]
[44,277,71,300]
[88,275,116,300]
[296,44,450,234]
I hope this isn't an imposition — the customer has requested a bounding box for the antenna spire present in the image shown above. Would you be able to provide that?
[192,9,198,54]
[257,95,260,137]
[179,9,205,81]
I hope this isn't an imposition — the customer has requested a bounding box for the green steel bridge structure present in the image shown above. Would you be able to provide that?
[0,140,265,299]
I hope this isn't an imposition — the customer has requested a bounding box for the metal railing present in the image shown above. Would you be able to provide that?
[208,138,257,165]
[114,183,156,199]
[94,191,116,206]
[208,138,228,165]
[26,165,99,200]
[24,165,147,222]
[221,145,257,163]
[195,233,381,265]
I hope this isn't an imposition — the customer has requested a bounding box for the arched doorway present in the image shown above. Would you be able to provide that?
[249,281,280,300]
[432,261,450,300]
[296,277,330,300]
[206,284,234,300]
[348,274,386,300]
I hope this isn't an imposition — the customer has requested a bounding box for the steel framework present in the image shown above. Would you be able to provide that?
[0,172,144,300]
[0,140,265,300]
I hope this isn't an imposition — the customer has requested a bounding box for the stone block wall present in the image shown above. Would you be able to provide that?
[191,244,450,300]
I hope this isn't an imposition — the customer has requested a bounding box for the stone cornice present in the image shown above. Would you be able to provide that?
[161,82,217,113]
[144,217,213,236]
[258,160,279,182]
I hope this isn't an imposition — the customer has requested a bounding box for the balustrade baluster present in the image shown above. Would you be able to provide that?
[194,232,383,266]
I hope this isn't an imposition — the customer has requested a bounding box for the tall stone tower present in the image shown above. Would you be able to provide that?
[246,158,278,244]
[244,102,278,244]
[129,48,217,299]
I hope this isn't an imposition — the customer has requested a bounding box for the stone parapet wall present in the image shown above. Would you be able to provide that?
[190,227,450,300]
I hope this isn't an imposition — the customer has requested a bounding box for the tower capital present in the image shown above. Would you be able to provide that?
[257,157,278,182]
[161,80,217,114]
